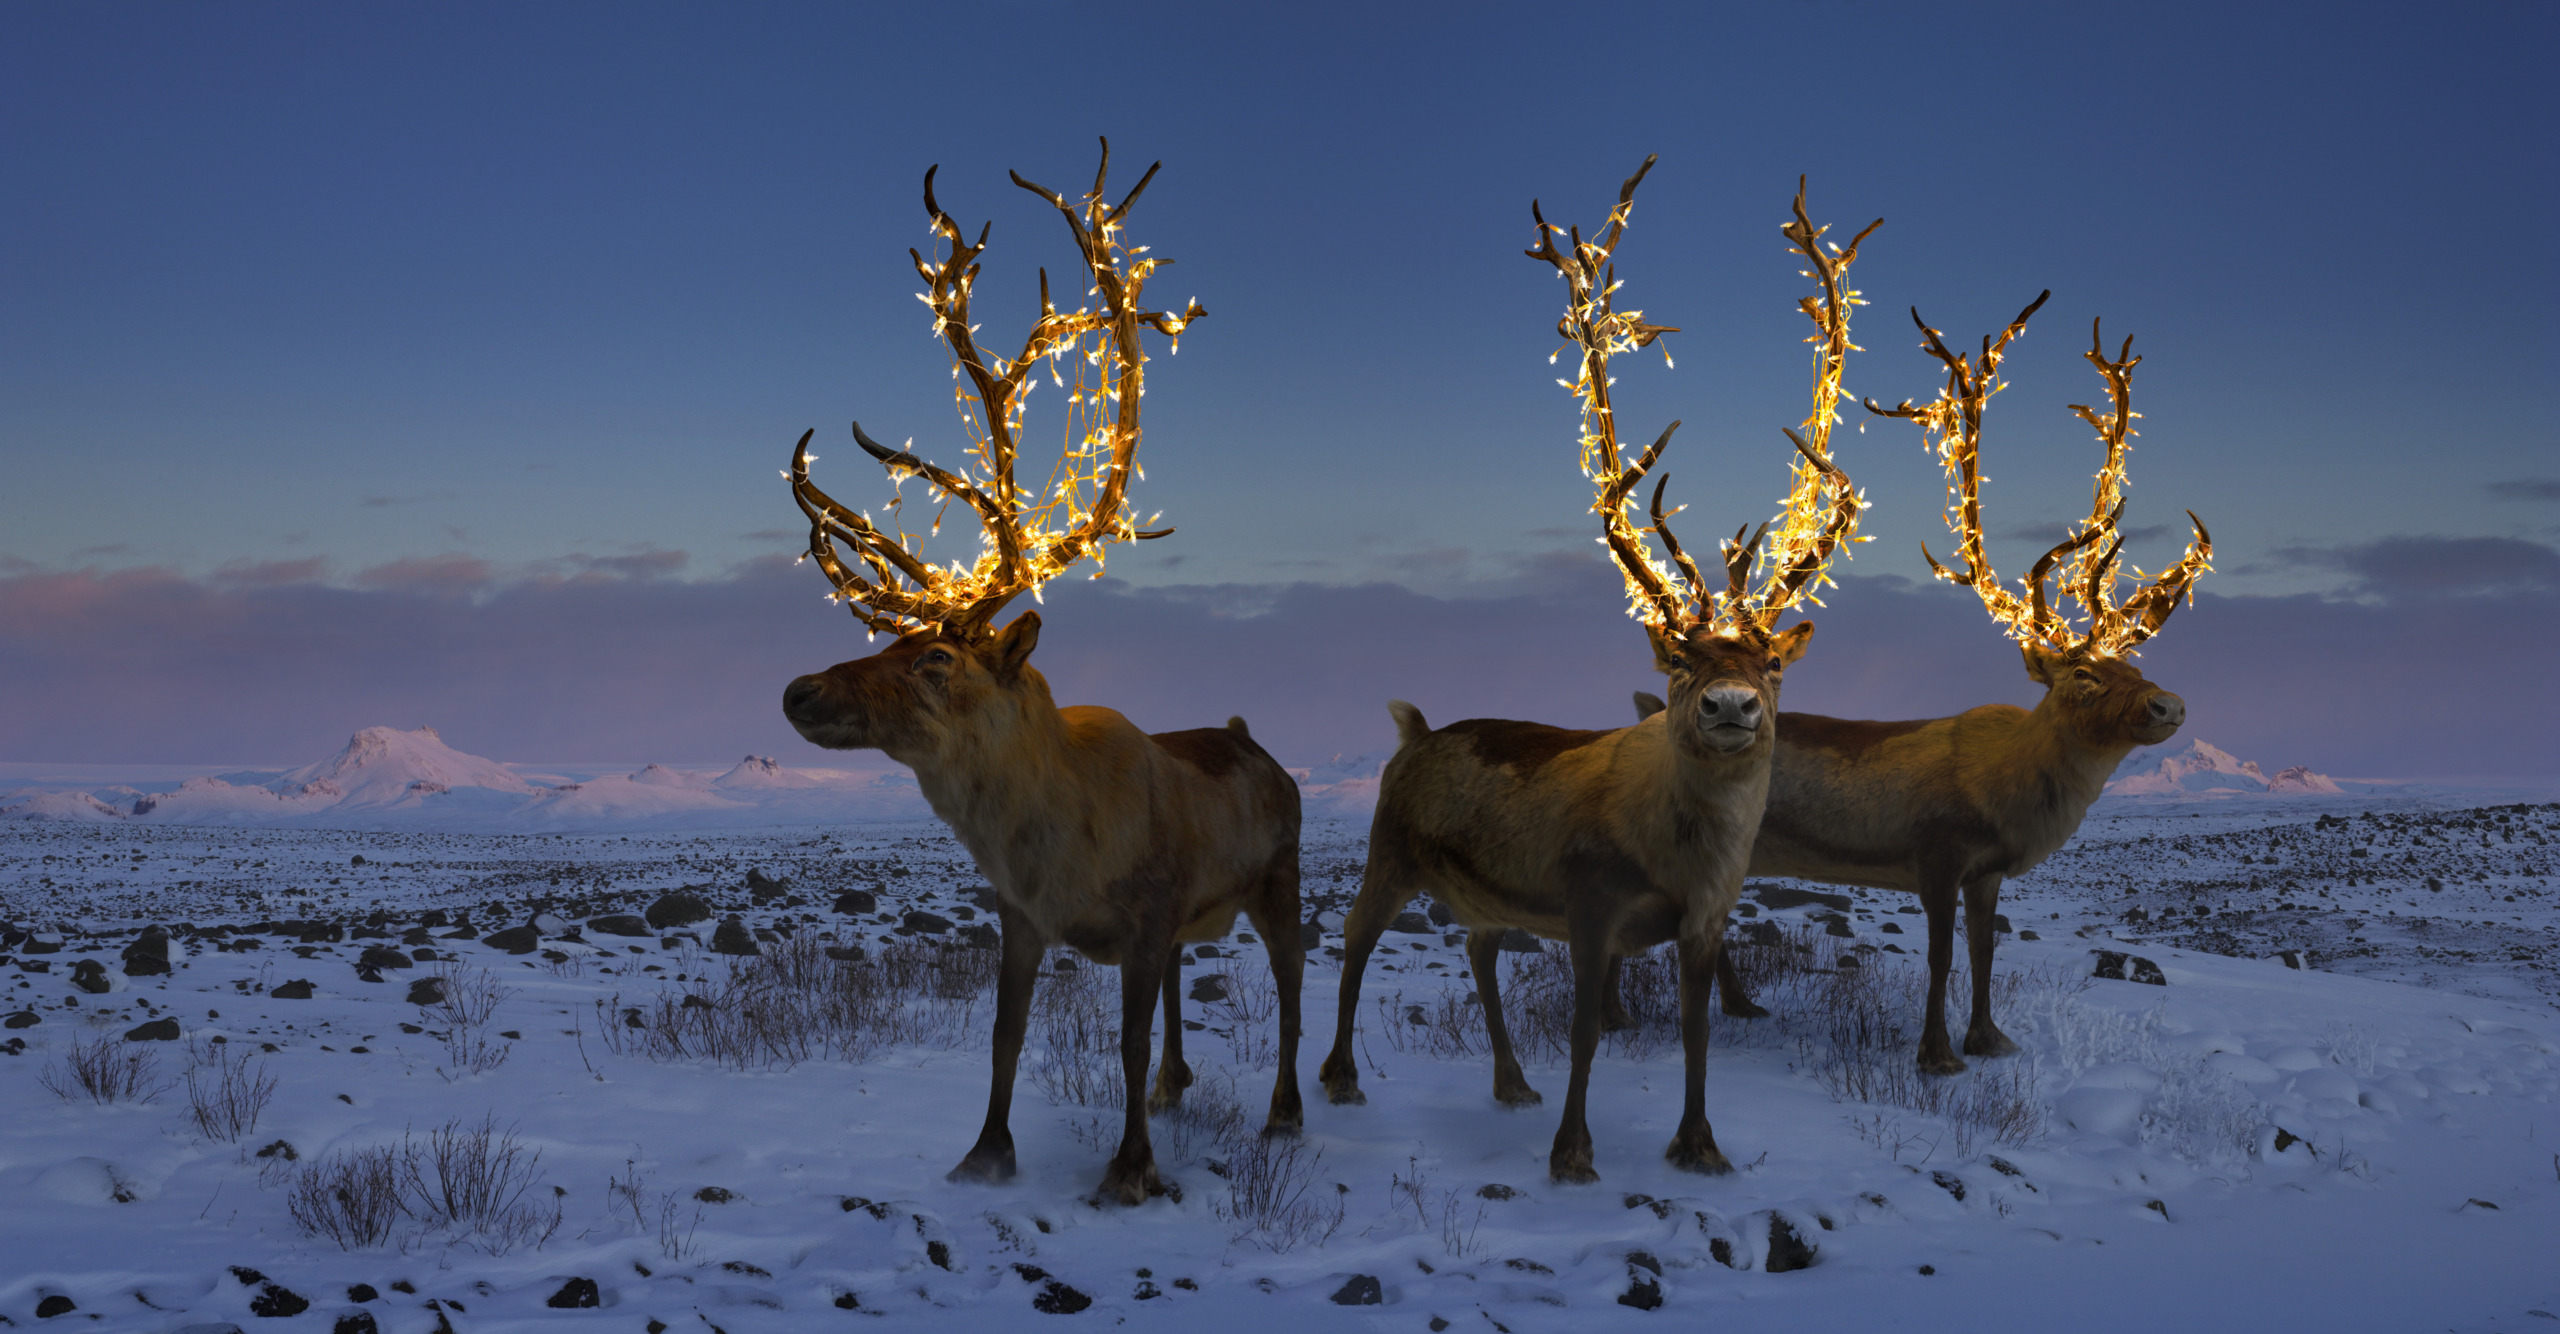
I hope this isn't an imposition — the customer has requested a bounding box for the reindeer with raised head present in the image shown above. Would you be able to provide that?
[1630,300,2213,1073]
[778,141,1303,1205]
[1316,160,1865,1184]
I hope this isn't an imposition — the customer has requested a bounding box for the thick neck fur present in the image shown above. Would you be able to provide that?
[1974,686,2140,866]
[1626,712,1770,929]
[886,665,1082,888]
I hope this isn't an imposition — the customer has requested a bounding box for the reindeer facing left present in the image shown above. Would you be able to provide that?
[778,141,1303,1206]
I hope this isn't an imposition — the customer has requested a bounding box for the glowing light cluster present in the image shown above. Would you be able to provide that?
[1871,303,2212,656]
[788,139,1205,640]
[1526,164,1869,643]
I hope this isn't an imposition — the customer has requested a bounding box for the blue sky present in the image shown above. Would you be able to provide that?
[3,2,2554,771]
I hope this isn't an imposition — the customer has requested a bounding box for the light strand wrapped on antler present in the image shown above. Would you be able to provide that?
[788,138,1205,640]
[1867,302,2210,656]
[1524,166,1868,643]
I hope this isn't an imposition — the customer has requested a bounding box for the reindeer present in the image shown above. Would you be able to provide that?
[777,142,1303,1206]
[1623,300,2213,1073]
[1315,162,1865,1184]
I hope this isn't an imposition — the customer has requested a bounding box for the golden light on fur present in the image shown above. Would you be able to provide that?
[786,138,1204,641]
[1871,302,2213,656]
[1525,164,1869,643]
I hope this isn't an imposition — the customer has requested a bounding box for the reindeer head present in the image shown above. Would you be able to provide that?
[778,140,1199,757]
[1871,304,2209,753]
[1526,167,1872,747]
[784,614,1048,762]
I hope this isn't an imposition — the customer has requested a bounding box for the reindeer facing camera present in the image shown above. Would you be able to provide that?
[1319,162,1866,1183]
[778,142,1302,1206]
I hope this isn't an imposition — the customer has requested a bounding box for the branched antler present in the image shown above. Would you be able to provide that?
[1868,301,2211,655]
[788,138,1205,639]
[1526,167,1867,643]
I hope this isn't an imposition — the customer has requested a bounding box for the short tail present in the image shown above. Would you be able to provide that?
[1226,716,1252,739]
[1386,699,1430,748]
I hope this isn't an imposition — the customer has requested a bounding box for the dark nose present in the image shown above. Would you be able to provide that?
[2148,692,2185,729]
[1701,686,1763,730]
[783,675,827,719]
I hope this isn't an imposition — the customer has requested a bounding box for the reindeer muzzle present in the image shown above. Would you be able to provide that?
[2139,690,2186,742]
[1699,685,1764,751]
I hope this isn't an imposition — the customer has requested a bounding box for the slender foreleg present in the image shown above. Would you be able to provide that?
[1149,944,1193,1112]
[1099,919,1171,1206]
[949,905,1044,1183]
[1250,848,1307,1135]
[1960,874,2019,1058]
[1318,843,1417,1105]
[1468,927,1541,1107]
[1548,924,1609,1185]
[1915,868,1966,1075]
[1664,925,1734,1173]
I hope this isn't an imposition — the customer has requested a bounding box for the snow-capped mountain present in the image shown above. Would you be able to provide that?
[2107,739,2341,797]
[273,725,536,805]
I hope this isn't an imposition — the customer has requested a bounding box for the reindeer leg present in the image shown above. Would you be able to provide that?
[1916,871,1966,1075]
[1149,944,1193,1112]
[1600,953,1634,1032]
[1665,927,1734,1174]
[1715,930,1769,1018]
[1548,924,1607,1185]
[1319,849,1415,1105]
[1961,874,2019,1058]
[948,905,1042,1184]
[1468,927,1540,1107]
[1100,926,1170,1206]
[1251,849,1306,1136]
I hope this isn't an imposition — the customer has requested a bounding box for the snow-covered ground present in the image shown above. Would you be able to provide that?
[4,785,2558,1331]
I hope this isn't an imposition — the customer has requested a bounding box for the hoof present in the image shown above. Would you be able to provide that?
[1547,1155,1599,1186]
[1963,1027,2020,1059]
[946,1148,1017,1185]
[1721,998,1771,1020]
[1600,1010,1636,1034]
[1322,1080,1367,1107]
[1096,1160,1164,1208]
[1665,1137,1733,1176]
[1146,1087,1186,1114]
[1260,1117,1304,1140]
[1915,1048,1967,1077]
[1494,1083,1545,1109]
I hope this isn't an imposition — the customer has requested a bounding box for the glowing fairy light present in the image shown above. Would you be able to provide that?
[1868,302,2212,655]
[784,140,1202,639]
[1524,165,1868,643]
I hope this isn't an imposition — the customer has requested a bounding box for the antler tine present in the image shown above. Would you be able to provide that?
[1646,470,1711,612]
[2023,524,2110,647]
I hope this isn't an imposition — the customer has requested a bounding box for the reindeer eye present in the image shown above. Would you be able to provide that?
[1765,657,1783,674]
[2072,667,2095,682]
[921,649,953,667]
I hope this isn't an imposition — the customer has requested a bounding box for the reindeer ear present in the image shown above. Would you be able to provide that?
[2020,641,2066,685]
[1632,691,1667,721]
[1770,621,1816,666]
[1647,624,1682,676]
[990,611,1042,677]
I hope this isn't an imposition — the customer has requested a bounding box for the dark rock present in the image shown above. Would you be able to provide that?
[1300,919,1324,949]
[124,1017,181,1041]
[694,1186,734,1203]
[1498,927,1543,952]
[957,923,999,950]
[357,946,412,972]
[270,979,315,1000]
[924,1242,953,1271]
[1991,914,2014,934]
[645,892,712,930]
[420,909,451,928]
[2093,950,2167,985]
[333,1313,378,1334]
[1931,1170,1965,1201]
[34,1294,75,1318]
[1822,915,1856,938]
[231,1266,267,1285]
[901,911,953,935]
[248,1282,310,1317]
[587,915,649,938]
[406,978,447,1006]
[254,1140,297,1160]
[745,868,788,897]
[1188,975,1228,1004]
[1616,1269,1663,1310]
[1752,884,1853,912]
[1764,1214,1818,1273]
[123,928,172,976]
[410,948,438,963]
[1031,1280,1092,1314]
[1425,900,1455,927]
[832,890,878,915]
[823,945,867,963]
[1329,1274,1383,1305]
[833,1292,860,1310]
[347,1284,379,1303]
[1476,1183,1519,1201]
[299,923,345,944]
[965,886,1000,911]
[546,1278,600,1309]
[71,959,112,993]
[481,925,539,955]
[4,1010,39,1028]
[711,917,760,956]
[1387,911,1433,935]
[1192,943,1220,958]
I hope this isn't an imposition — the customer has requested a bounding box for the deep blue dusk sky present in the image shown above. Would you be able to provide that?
[3,2,2554,774]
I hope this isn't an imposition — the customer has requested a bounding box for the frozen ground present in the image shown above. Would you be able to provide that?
[3,798,2557,1333]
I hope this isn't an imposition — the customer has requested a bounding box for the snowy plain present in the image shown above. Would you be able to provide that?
[3,730,2557,1333]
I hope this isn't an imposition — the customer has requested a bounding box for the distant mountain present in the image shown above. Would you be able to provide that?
[273,726,537,806]
[1293,752,1387,818]
[2106,739,2340,798]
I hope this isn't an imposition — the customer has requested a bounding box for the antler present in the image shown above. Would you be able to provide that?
[789,137,1205,640]
[1868,299,2212,656]
[1527,167,1867,644]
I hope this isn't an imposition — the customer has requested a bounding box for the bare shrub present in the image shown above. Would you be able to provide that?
[39,1032,168,1105]
[403,1115,561,1254]
[286,1145,407,1249]
[1217,1134,1344,1252]
[1156,1067,1250,1161]
[1202,960,1281,1071]
[430,966,515,1079]
[1372,987,1488,1061]
[1388,1155,1485,1261]
[599,935,990,1073]
[1029,961,1122,1108]
[1489,942,1677,1063]
[184,1041,276,1141]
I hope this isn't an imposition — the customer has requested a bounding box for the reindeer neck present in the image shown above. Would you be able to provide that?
[1987,688,2139,838]
[1633,717,1769,861]
[901,671,1086,871]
